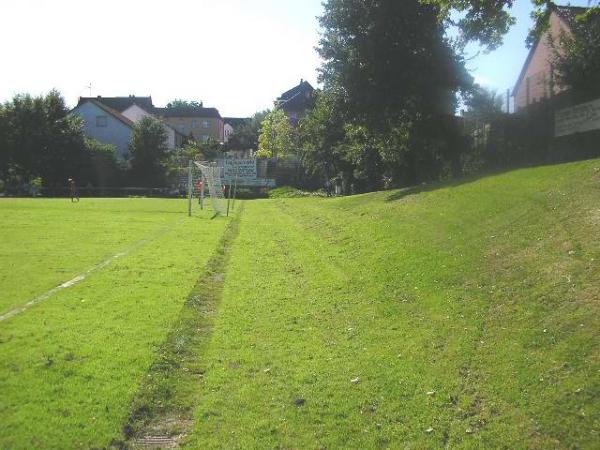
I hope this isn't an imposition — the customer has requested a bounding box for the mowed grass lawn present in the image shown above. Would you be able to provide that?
[1,160,599,449]
[188,160,599,449]
[0,199,229,449]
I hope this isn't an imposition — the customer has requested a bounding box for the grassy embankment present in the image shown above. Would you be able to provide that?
[186,160,599,449]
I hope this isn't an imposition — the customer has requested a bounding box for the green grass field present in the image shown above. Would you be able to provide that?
[1,160,599,449]
[0,199,230,448]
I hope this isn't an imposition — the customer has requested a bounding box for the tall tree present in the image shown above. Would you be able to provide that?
[129,116,169,187]
[81,138,121,187]
[256,109,298,159]
[225,111,269,152]
[0,90,90,188]
[464,85,504,121]
[422,0,556,50]
[318,0,472,184]
[299,90,348,180]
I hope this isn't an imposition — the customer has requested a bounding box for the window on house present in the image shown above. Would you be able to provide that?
[202,120,210,128]
[201,135,209,143]
[96,115,107,127]
[191,119,198,128]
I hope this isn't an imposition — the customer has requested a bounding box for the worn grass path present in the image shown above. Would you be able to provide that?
[186,160,599,449]
[121,205,245,449]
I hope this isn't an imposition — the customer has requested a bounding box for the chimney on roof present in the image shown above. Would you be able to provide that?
[300,78,304,84]
[97,95,101,99]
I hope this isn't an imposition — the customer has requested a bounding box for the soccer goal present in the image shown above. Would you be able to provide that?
[188,160,227,217]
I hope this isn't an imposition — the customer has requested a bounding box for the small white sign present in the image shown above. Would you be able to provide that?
[555,97,600,137]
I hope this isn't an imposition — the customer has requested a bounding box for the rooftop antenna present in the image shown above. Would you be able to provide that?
[84,83,92,96]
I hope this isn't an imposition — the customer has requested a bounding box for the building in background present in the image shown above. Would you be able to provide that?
[276,79,315,125]
[120,103,184,150]
[155,107,224,143]
[73,96,186,154]
[71,99,135,159]
[77,95,154,114]
[513,5,589,112]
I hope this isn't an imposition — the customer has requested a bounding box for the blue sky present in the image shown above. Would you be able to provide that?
[0,1,591,117]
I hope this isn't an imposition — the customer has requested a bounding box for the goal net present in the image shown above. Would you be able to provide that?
[191,161,226,216]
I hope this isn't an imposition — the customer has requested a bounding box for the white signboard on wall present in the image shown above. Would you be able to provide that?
[220,158,276,187]
[555,97,600,137]
[222,159,257,181]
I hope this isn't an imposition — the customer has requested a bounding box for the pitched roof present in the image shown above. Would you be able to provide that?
[512,5,590,96]
[278,80,314,101]
[154,107,222,119]
[276,80,315,112]
[77,96,154,112]
[77,99,135,128]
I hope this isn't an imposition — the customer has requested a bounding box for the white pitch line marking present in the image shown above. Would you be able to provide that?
[0,218,184,324]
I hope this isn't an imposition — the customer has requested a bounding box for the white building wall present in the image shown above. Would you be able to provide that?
[122,104,178,149]
[121,104,150,123]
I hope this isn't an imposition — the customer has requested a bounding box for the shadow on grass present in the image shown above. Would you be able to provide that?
[384,178,475,202]
[384,165,525,203]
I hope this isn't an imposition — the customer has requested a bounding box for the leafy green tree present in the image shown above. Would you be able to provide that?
[129,116,169,187]
[421,0,555,50]
[0,90,90,188]
[299,89,351,180]
[464,85,504,121]
[180,141,203,160]
[424,1,598,51]
[0,106,9,181]
[225,111,268,152]
[552,7,600,100]
[422,0,518,50]
[166,99,204,109]
[197,138,224,161]
[319,0,471,122]
[82,138,121,187]
[256,109,298,159]
[317,0,472,185]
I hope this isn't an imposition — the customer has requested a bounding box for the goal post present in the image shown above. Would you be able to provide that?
[189,160,227,216]
[187,159,193,217]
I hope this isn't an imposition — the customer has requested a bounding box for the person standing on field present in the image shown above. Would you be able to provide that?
[325,179,332,197]
[68,178,79,202]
